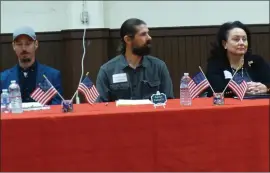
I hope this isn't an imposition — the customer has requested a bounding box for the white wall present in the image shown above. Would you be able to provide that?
[1,1,269,33]
[65,1,105,30]
[1,1,105,33]
[1,1,69,33]
[104,1,269,28]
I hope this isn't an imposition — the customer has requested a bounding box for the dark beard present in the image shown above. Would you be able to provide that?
[132,43,151,56]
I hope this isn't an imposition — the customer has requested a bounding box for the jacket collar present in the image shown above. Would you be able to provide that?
[8,61,46,86]
[17,60,37,72]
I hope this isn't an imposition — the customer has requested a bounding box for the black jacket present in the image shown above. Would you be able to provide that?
[206,54,270,97]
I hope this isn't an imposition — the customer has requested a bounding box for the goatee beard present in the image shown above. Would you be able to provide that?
[20,58,31,63]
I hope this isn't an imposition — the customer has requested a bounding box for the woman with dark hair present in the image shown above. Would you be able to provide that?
[206,21,270,97]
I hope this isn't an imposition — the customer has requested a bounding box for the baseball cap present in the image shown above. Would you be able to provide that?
[13,26,36,41]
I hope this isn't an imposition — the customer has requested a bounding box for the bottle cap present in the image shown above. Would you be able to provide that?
[2,89,8,92]
[184,73,189,76]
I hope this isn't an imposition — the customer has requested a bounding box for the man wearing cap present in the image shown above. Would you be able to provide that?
[0,26,63,105]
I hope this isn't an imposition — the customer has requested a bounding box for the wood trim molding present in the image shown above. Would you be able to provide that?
[109,24,270,38]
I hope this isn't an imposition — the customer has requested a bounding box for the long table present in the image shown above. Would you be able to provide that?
[1,98,269,172]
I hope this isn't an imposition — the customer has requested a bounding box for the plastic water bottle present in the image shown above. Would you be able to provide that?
[180,73,192,106]
[8,80,23,113]
[1,89,10,113]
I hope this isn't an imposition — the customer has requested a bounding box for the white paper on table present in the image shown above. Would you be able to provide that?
[22,102,50,111]
[1,102,50,112]
[116,99,153,106]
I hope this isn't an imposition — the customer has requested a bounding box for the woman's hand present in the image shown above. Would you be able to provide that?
[247,82,268,94]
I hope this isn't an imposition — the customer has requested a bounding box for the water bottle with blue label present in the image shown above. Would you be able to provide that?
[8,80,23,113]
[180,73,192,106]
[1,89,10,113]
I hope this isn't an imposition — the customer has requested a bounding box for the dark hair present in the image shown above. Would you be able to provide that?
[117,18,147,54]
[208,21,252,61]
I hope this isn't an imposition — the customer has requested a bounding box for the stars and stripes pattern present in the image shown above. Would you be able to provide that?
[188,72,210,99]
[78,76,99,104]
[30,80,58,105]
[228,73,248,100]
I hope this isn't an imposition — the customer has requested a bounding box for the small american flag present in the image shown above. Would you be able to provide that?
[30,80,58,105]
[188,72,210,99]
[78,76,99,104]
[228,73,248,100]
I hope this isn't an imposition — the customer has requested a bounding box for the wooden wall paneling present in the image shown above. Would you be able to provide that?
[162,37,173,74]
[185,36,201,77]
[170,37,180,98]
[259,34,270,62]
[36,33,63,72]
[185,36,193,77]
[1,44,17,71]
[83,39,108,83]
[60,30,84,99]
[249,32,270,62]
[1,35,19,71]
[70,39,86,98]
[205,35,216,55]
[60,38,77,98]
[192,36,202,76]
[178,36,187,79]
[108,29,121,59]
[36,41,61,68]
[108,38,121,59]
[35,34,64,99]
[198,36,209,71]
[253,34,270,62]
[250,34,259,57]
[151,37,165,60]
[162,37,179,98]
[204,35,216,71]
[58,39,71,99]
[170,37,181,97]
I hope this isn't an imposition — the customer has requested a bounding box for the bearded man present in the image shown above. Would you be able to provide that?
[95,18,174,102]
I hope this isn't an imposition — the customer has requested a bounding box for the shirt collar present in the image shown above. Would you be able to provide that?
[119,54,149,69]
[18,60,37,72]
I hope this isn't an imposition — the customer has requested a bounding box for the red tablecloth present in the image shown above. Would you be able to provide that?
[1,98,269,172]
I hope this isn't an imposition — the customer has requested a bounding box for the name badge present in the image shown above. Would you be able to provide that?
[112,73,128,83]
[223,70,233,79]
